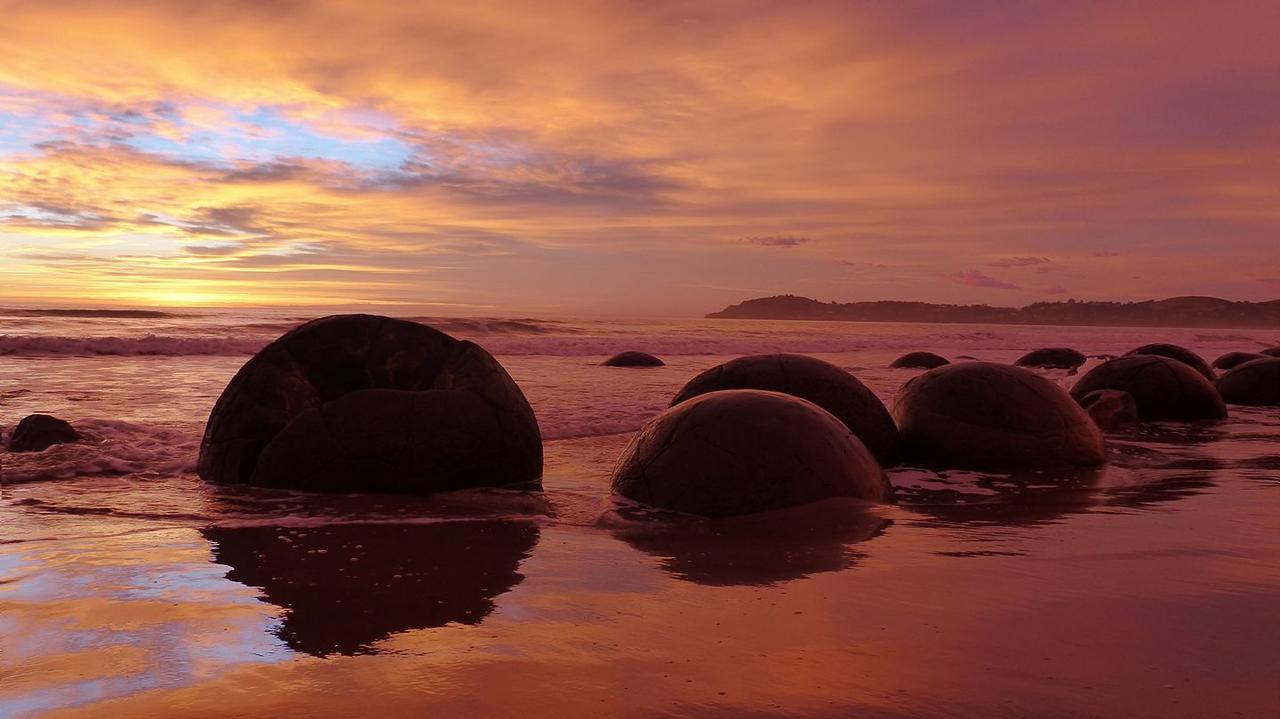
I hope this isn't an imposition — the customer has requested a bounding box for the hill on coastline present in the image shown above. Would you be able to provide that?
[708,295,1280,329]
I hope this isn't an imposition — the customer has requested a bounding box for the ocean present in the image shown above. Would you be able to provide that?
[1,308,1278,717]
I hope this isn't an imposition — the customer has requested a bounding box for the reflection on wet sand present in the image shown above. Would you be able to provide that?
[894,466,1107,528]
[203,520,539,657]
[610,500,889,586]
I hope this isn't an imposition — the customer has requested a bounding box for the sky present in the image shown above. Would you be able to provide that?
[1,0,1277,314]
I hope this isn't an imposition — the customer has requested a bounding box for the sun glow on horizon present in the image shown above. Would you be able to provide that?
[2,1,1278,313]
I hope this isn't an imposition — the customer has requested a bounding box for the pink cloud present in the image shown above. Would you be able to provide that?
[1043,284,1069,295]
[740,235,810,248]
[987,256,1051,268]
[943,270,1020,290]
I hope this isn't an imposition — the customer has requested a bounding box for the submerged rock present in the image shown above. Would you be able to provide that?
[1077,389,1140,430]
[8,414,81,453]
[603,351,665,367]
[1215,357,1280,406]
[611,389,891,517]
[670,353,900,464]
[891,351,949,369]
[1124,343,1214,381]
[1213,351,1268,371]
[891,362,1105,469]
[1071,355,1226,422]
[198,314,542,493]
[1015,347,1087,370]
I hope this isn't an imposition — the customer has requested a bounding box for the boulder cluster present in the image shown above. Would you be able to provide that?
[0,321,1197,525]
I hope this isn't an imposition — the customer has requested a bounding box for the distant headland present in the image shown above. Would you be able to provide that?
[708,295,1280,329]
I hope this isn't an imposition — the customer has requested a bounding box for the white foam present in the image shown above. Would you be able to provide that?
[1,419,198,484]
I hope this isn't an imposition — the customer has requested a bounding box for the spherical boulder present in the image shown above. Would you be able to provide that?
[8,414,81,453]
[1071,355,1226,422]
[891,351,949,369]
[1015,347,1087,370]
[1077,390,1139,430]
[1213,351,1268,371]
[1124,343,1214,381]
[1215,357,1280,406]
[198,314,543,493]
[670,354,900,464]
[603,351,664,367]
[611,389,891,517]
[891,362,1105,469]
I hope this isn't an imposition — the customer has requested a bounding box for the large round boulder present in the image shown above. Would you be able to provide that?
[891,351,949,369]
[8,414,81,453]
[603,351,664,367]
[1071,355,1227,421]
[1124,343,1214,381]
[1213,351,1268,371]
[891,362,1105,469]
[1015,347,1087,370]
[670,354,900,464]
[1215,357,1280,406]
[611,389,891,517]
[198,314,543,493]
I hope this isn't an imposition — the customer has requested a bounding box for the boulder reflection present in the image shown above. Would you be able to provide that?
[612,500,889,587]
[203,519,539,657]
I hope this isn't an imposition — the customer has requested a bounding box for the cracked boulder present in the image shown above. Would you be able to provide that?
[1015,347,1087,371]
[1071,355,1226,422]
[670,353,900,465]
[1213,352,1268,371]
[197,314,543,493]
[611,389,892,517]
[603,351,665,367]
[1123,343,1214,381]
[1077,389,1140,430]
[1215,357,1280,406]
[891,351,949,369]
[892,362,1105,469]
[8,414,81,453]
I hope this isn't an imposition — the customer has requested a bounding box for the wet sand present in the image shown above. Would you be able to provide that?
[4,416,1280,717]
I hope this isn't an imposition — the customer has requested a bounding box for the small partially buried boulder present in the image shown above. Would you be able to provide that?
[891,362,1105,469]
[1213,352,1268,371]
[198,314,542,493]
[1124,343,1214,381]
[1071,355,1226,422]
[1077,390,1140,430]
[1015,347,1087,370]
[8,414,81,452]
[603,351,664,367]
[1215,357,1280,406]
[611,389,891,517]
[891,351,949,369]
[670,354,900,465]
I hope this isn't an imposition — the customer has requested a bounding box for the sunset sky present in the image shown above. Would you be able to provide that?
[1,1,1277,313]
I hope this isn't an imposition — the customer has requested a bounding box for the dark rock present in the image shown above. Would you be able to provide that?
[198,314,542,493]
[891,362,1105,469]
[1071,355,1226,421]
[1215,357,1280,406]
[8,414,81,452]
[890,351,949,369]
[611,389,891,517]
[670,353,900,465]
[1015,347,1087,370]
[1077,389,1140,430]
[1263,346,1280,358]
[603,351,665,367]
[1124,343,1214,380]
[1212,351,1268,370]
